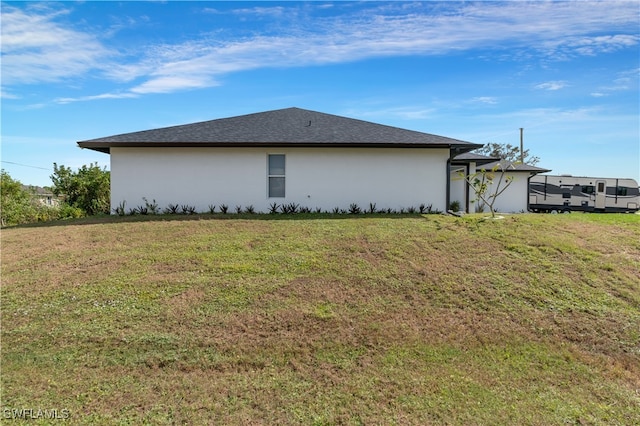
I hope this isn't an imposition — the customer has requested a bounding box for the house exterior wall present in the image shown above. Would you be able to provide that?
[469,172,529,213]
[449,166,466,211]
[110,147,450,213]
[449,161,477,213]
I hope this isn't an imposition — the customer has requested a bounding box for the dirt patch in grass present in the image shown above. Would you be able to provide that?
[167,286,206,317]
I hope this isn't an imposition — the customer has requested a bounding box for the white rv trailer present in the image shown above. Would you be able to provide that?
[529,174,640,213]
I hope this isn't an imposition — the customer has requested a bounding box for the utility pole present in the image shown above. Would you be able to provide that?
[519,127,524,163]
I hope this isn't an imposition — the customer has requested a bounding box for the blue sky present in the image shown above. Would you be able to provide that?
[2,1,639,187]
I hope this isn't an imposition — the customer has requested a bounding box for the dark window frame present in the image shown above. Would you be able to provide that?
[581,185,595,194]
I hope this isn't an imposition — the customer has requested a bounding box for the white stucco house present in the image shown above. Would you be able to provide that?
[22,185,63,207]
[450,154,550,214]
[77,107,546,214]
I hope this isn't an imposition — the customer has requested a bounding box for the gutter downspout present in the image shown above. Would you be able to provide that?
[446,157,451,212]
[465,164,470,213]
[527,174,534,212]
[467,161,477,213]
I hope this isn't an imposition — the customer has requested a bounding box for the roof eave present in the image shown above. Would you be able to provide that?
[78,141,475,151]
[450,144,484,157]
[530,168,552,175]
[77,143,110,154]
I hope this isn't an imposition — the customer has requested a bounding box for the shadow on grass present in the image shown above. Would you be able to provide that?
[4,212,442,229]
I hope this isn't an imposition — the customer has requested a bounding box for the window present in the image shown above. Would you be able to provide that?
[562,192,571,199]
[581,185,595,194]
[617,187,628,196]
[597,182,605,193]
[268,154,285,198]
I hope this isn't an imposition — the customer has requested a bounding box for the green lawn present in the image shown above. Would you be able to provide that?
[2,213,639,424]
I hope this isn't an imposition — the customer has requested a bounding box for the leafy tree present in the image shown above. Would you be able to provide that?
[51,163,110,215]
[474,142,540,166]
[0,170,37,226]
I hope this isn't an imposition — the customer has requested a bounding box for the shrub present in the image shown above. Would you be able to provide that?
[164,204,180,214]
[181,205,196,215]
[143,198,159,214]
[35,206,61,222]
[113,201,126,216]
[419,203,432,214]
[219,204,229,214]
[269,202,280,214]
[134,205,149,215]
[282,203,300,214]
[58,204,85,219]
[208,204,216,214]
[349,203,362,214]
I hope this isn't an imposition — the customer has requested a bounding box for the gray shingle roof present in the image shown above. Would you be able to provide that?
[481,160,551,174]
[77,107,482,153]
[452,152,499,165]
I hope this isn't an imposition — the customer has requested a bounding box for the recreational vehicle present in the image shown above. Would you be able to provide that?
[529,175,640,213]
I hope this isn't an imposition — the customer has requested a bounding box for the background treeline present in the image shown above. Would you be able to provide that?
[1,163,110,227]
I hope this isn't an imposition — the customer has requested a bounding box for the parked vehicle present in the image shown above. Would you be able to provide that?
[529,174,640,213]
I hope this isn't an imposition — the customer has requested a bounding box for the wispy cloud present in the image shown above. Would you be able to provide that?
[1,4,113,85]
[55,92,138,105]
[202,6,287,17]
[540,34,640,61]
[346,106,437,121]
[590,67,640,97]
[0,90,21,100]
[471,97,498,105]
[535,81,567,91]
[131,75,219,95]
[3,1,638,101]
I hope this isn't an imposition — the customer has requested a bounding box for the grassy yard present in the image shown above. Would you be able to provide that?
[1,213,639,424]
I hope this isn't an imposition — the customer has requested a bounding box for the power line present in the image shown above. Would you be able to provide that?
[1,161,51,171]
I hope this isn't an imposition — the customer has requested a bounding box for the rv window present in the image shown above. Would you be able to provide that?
[597,182,605,193]
[617,187,628,196]
[581,185,595,194]
[562,192,571,199]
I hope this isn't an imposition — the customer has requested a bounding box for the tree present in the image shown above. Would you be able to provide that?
[0,170,37,226]
[51,163,110,215]
[474,142,540,166]
[458,162,515,218]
